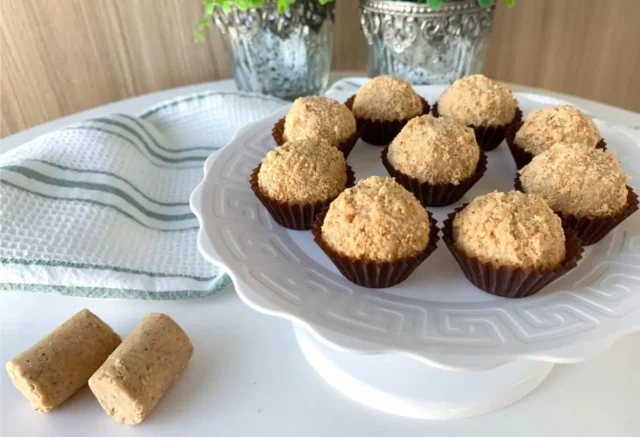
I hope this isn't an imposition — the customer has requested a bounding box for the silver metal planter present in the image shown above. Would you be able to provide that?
[214,1,335,100]
[360,0,494,85]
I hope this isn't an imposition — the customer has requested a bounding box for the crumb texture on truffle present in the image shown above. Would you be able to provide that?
[453,191,566,270]
[515,104,601,155]
[437,74,518,126]
[284,96,357,146]
[519,143,629,218]
[321,176,430,262]
[388,115,480,185]
[258,139,347,204]
[352,75,424,121]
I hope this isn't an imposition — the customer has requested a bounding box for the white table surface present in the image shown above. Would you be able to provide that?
[2,76,639,437]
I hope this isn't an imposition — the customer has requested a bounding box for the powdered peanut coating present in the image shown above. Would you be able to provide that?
[321,176,430,262]
[352,75,423,121]
[453,191,566,270]
[284,96,357,147]
[519,143,629,218]
[515,105,601,156]
[388,115,480,184]
[258,139,347,204]
[438,74,518,126]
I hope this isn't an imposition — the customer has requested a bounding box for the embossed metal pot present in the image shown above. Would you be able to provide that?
[213,1,335,100]
[360,0,494,84]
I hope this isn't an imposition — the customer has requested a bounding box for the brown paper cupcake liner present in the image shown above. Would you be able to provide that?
[515,177,638,246]
[344,95,430,146]
[506,122,608,170]
[271,117,361,159]
[381,146,488,207]
[431,103,523,152]
[442,205,584,298]
[250,164,356,231]
[312,211,440,289]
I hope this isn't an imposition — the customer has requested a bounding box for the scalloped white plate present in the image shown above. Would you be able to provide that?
[191,85,640,370]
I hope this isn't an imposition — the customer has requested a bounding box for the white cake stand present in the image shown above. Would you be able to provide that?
[293,324,553,419]
[191,85,640,419]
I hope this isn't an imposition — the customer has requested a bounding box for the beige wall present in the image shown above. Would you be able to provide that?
[2,0,639,137]
[484,0,640,112]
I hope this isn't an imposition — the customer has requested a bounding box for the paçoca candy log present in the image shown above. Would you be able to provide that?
[5,309,121,413]
[89,313,193,425]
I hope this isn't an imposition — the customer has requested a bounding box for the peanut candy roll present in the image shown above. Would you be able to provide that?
[6,309,121,413]
[89,313,193,425]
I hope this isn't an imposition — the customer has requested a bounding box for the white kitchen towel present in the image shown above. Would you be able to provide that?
[0,91,287,299]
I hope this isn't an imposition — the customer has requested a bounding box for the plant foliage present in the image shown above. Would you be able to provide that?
[195,0,334,42]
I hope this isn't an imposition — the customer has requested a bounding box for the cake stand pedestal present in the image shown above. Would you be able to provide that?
[293,324,554,420]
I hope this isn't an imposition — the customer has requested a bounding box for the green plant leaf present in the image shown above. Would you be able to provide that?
[477,0,495,7]
[235,0,252,9]
[427,0,444,9]
[204,0,214,14]
[218,0,232,13]
[277,0,295,14]
[195,0,336,41]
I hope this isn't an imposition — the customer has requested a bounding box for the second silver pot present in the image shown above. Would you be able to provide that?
[360,0,495,84]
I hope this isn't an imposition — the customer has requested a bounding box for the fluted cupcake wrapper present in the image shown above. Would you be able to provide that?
[432,103,523,152]
[506,122,608,170]
[515,177,638,246]
[271,118,361,159]
[442,205,584,298]
[344,95,430,146]
[381,146,488,207]
[250,164,356,231]
[312,211,440,289]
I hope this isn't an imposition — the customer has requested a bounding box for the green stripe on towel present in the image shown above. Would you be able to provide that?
[64,126,203,168]
[90,118,210,162]
[13,159,191,207]
[2,166,194,221]
[118,114,218,153]
[0,277,232,300]
[139,91,285,119]
[0,180,198,232]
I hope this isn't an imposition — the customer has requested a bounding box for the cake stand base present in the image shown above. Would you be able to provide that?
[293,324,554,420]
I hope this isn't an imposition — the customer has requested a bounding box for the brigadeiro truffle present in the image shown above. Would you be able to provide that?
[272,96,360,158]
[313,176,439,288]
[443,191,583,298]
[434,74,521,151]
[345,75,429,146]
[506,104,605,169]
[517,143,637,245]
[251,138,355,230]
[382,115,487,206]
